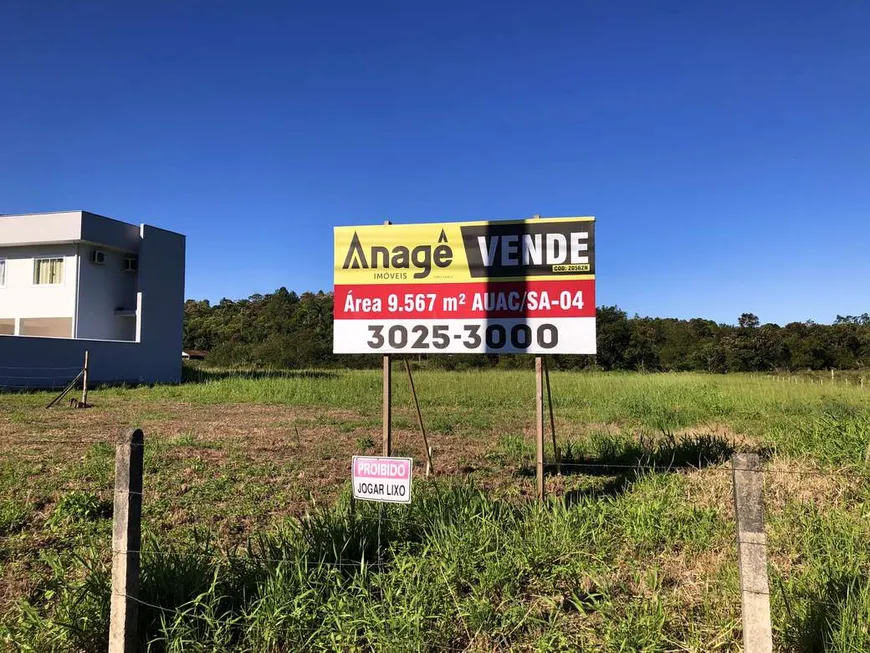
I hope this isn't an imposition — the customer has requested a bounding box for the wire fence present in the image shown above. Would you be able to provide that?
[1,442,865,491]
[105,588,485,653]
[2,426,867,651]
[0,364,83,390]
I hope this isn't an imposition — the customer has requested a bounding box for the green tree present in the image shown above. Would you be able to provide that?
[595,306,631,370]
[738,313,760,329]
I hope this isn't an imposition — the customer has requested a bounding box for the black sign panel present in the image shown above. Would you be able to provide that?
[460,220,595,279]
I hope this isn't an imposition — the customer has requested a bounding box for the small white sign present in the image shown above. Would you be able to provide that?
[352,456,413,504]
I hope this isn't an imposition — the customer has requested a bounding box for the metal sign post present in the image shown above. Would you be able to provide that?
[535,356,545,501]
[382,220,393,457]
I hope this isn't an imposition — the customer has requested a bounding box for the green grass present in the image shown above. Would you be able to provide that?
[1,369,869,651]
[2,481,734,651]
[6,478,868,651]
[0,499,32,536]
[98,369,868,462]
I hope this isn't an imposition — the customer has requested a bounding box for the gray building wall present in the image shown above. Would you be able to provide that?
[80,212,141,253]
[74,244,138,341]
[137,225,185,383]
[0,336,176,387]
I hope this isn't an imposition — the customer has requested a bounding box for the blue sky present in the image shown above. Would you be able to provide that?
[2,1,868,325]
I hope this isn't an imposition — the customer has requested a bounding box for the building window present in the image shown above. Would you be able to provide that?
[0,258,6,287]
[34,258,64,285]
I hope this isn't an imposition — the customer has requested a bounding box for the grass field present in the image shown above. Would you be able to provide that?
[1,369,868,651]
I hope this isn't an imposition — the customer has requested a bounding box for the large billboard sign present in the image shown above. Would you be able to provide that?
[333,217,596,355]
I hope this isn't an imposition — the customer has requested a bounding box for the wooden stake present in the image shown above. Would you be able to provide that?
[404,357,434,476]
[535,356,545,501]
[45,369,84,409]
[381,220,393,457]
[109,428,144,653]
[532,214,545,501]
[543,357,561,475]
[731,453,773,653]
[80,350,90,407]
[383,354,392,456]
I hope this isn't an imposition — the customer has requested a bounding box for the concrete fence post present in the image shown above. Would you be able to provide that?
[731,453,773,653]
[109,428,144,653]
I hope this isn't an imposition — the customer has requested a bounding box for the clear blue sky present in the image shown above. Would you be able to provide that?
[2,1,868,325]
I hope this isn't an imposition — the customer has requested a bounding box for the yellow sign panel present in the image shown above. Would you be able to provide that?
[334,217,595,286]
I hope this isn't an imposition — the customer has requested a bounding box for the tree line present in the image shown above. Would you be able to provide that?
[183,288,870,372]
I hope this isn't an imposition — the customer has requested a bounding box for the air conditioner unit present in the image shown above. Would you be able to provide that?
[90,250,106,265]
[123,257,139,272]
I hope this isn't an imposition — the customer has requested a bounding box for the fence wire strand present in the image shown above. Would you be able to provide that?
[1,449,860,480]
[0,364,82,371]
[108,591,581,651]
[115,589,481,651]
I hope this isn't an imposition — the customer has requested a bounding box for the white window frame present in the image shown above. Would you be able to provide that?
[33,257,65,286]
[0,258,6,288]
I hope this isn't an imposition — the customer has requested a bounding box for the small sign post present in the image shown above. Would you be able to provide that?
[352,456,413,504]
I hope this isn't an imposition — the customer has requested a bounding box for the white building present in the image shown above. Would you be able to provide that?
[0,211,185,386]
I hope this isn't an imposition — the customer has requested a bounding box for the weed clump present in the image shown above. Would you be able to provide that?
[47,491,110,529]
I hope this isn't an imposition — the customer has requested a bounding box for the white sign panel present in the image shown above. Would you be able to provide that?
[352,456,413,504]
